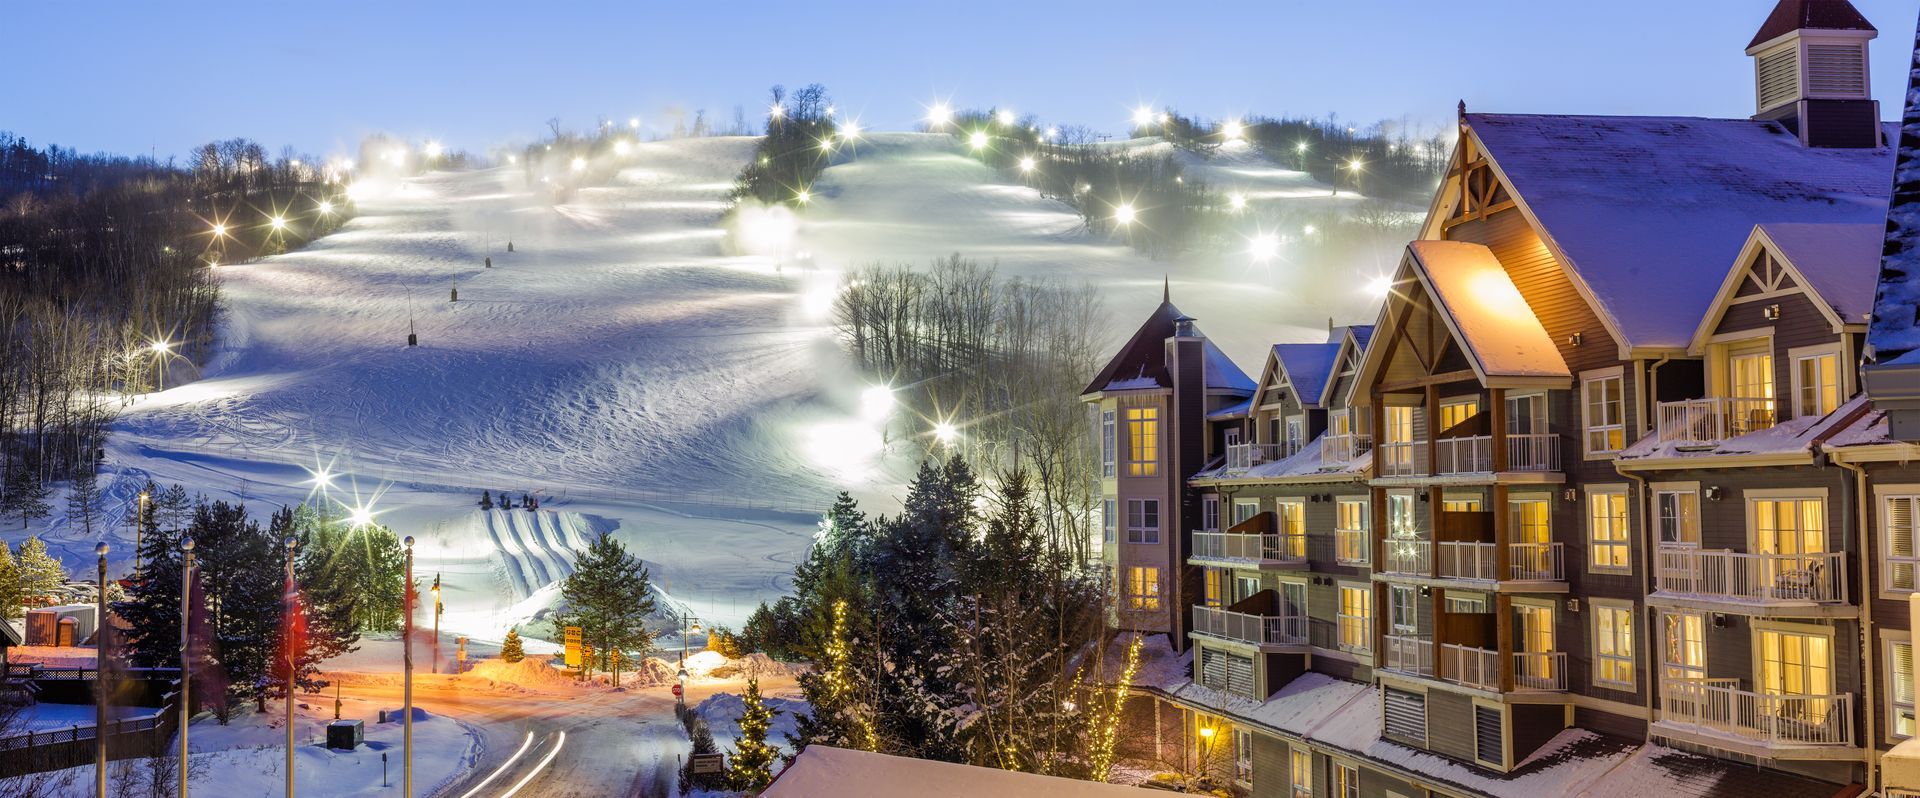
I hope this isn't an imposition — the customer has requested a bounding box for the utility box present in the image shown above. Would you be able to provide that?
[327,719,364,750]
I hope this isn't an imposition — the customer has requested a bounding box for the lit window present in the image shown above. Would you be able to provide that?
[1510,498,1553,579]
[1127,567,1161,611]
[1588,489,1630,573]
[1759,628,1831,700]
[1892,640,1915,739]
[1290,748,1312,798]
[1795,352,1840,418]
[1333,762,1359,798]
[1887,495,1920,592]
[1438,398,1478,433]
[1338,585,1372,654]
[1101,410,1116,478]
[1663,611,1706,682]
[1583,372,1625,454]
[1656,490,1700,547]
[1235,730,1253,784]
[1593,603,1635,690]
[1204,567,1224,608]
[1127,407,1159,476]
[1752,497,1825,559]
[1276,501,1306,558]
[1126,499,1160,544]
[1335,499,1369,565]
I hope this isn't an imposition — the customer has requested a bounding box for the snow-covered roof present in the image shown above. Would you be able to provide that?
[1192,433,1370,482]
[1406,240,1571,379]
[1207,398,1251,421]
[1083,299,1255,396]
[1347,324,1374,351]
[1618,395,1867,463]
[1872,15,1920,361]
[1757,223,1883,320]
[766,746,1162,797]
[1468,113,1895,352]
[1273,343,1340,409]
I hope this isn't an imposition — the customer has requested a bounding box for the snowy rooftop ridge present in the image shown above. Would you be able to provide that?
[1082,297,1255,396]
[1271,342,1341,409]
[1870,12,1920,361]
[1753,223,1884,319]
[1467,112,1895,351]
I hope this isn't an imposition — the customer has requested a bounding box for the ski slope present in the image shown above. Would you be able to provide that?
[17,131,1404,647]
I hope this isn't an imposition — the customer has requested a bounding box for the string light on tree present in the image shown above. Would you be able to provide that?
[1089,634,1144,782]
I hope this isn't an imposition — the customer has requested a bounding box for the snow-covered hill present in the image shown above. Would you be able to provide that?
[20,131,1403,644]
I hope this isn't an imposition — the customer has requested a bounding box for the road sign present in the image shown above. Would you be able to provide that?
[671,683,683,698]
[457,636,467,663]
[563,626,582,669]
[689,753,725,775]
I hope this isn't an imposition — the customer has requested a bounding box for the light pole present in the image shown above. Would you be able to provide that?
[430,574,441,675]
[402,535,414,798]
[179,537,194,798]
[95,542,109,798]
[677,614,700,713]
[283,535,297,798]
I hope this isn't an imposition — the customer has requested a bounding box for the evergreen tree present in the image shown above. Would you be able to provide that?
[556,532,656,685]
[0,542,21,619]
[328,522,406,632]
[276,506,360,693]
[793,598,877,752]
[113,511,188,669]
[65,467,101,539]
[190,500,281,720]
[156,484,192,531]
[727,677,780,790]
[500,627,524,663]
[2,464,50,531]
[15,536,68,606]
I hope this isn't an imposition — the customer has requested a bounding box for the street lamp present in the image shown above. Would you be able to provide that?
[284,536,297,798]
[95,542,109,798]
[179,537,194,798]
[402,536,415,798]
[430,574,442,674]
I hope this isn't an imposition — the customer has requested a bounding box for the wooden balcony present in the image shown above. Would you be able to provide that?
[1432,541,1566,586]
[1656,397,1777,444]
[1191,606,1308,651]
[1190,532,1307,569]
[1652,549,1848,616]
[1656,679,1856,756]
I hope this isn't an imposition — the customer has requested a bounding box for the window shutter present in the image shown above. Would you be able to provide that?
[1383,688,1427,744]
[1805,44,1867,97]
[1474,706,1504,766]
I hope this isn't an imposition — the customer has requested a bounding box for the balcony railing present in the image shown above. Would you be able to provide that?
[1654,549,1846,604]
[1191,532,1307,565]
[1381,538,1432,577]
[1507,433,1561,472]
[1191,606,1308,648]
[1224,443,1286,471]
[1382,634,1434,677]
[1437,541,1496,581]
[1321,433,1372,466]
[1376,441,1428,478]
[1435,436,1493,475]
[1441,644,1500,691]
[1334,528,1370,566]
[1660,679,1855,747]
[1657,397,1778,444]
[1508,542,1565,582]
[1514,651,1568,691]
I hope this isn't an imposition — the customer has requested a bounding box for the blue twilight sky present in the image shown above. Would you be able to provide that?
[7,0,1920,161]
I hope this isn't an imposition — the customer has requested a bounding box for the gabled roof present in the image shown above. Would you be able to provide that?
[1314,324,1375,407]
[1269,343,1340,410]
[1347,324,1374,351]
[1081,299,1254,396]
[1748,0,1876,51]
[1689,223,1880,352]
[1405,240,1571,381]
[1464,113,1895,353]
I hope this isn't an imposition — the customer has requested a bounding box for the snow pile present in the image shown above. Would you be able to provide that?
[707,652,805,680]
[693,691,805,752]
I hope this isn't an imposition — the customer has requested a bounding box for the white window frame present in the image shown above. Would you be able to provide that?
[1289,747,1312,798]
[1882,486,1920,597]
[1788,342,1844,419]
[1586,486,1631,575]
[1889,631,1916,742]
[1505,391,1547,435]
[1389,585,1419,635]
[1591,599,1636,691]
[1662,610,1706,682]
[1386,491,1416,539]
[1652,482,1701,548]
[1337,583,1372,654]
[1332,760,1359,798]
[1335,498,1370,565]
[1126,566,1161,611]
[1580,366,1626,458]
[1284,415,1305,456]
[1126,499,1160,544]
[1234,729,1253,785]
[1743,488,1828,556]
[1201,495,1220,533]
[1126,406,1159,477]
[1101,409,1116,478]
[1103,499,1117,545]
[1233,499,1260,527]
[1438,396,1479,434]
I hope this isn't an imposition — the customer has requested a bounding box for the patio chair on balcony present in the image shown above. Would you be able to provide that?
[1771,561,1821,600]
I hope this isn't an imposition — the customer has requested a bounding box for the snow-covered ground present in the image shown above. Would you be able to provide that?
[12,131,1400,655]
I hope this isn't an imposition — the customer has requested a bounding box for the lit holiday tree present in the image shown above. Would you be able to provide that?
[1089,634,1143,782]
[728,677,781,790]
[500,627,524,663]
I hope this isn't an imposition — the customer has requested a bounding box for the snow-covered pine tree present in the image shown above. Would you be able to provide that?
[793,598,877,752]
[728,677,781,790]
[0,543,21,619]
[15,536,68,606]
[500,627,524,663]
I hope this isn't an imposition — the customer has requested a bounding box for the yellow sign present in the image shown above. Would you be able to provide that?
[563,626,582,668]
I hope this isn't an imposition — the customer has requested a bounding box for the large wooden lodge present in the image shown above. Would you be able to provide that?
[1083,1,1920,795]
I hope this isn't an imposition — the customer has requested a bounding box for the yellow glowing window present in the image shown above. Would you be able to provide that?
[1127,407,1159,477]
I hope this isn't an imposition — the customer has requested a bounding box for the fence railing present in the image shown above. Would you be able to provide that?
[1191,607,1308,647]
[1376,441,1428,478]
[1654,549,1846,603]
[1660,679,1855,747]
[1321,434,1372,466]
[1381,538,1432,576]
[1441,644,1500,691]
[1437,542,1496,581]
[1191,532,1307,564]
[1507,433,1561,472]
[1224,443,1286,471]
[1435,436,1493,475]
[1656,397,1778,444]
[1508,542,1565,581]
[1382,634,1434,677]
[1335,528,1370,566]
[1514,651,1568,691]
